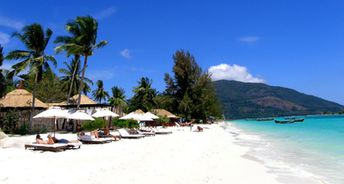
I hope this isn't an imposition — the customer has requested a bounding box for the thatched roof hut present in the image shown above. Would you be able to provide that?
[152,109,179,119]
[68,94,97,105]
[47,94,98,107]
[0,89,48,109]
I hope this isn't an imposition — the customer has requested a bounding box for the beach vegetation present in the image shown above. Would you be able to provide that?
[0,110,19,134]
[21,70,66,103]
[92,80,109,103]
[0,45,16,98]
[163,50,222,122]
[82,118,106,131]
[112,119,139,128]
[109,86,127,114]
[5,24,56,126]
[15,123,30,135]
[129,77,157,112]
[158,115,169,124]
[59,58,93,97]
[55,16,107,109]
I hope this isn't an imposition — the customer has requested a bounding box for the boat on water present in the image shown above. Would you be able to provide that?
[275,118,304,124]
[256,117,274,121]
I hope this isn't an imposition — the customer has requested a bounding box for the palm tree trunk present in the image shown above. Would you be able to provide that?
[67,55,79,104]
[77,55,88,109]
[29,72,38,127]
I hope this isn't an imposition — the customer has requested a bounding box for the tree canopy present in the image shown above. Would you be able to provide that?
[129,77,157,112]
[164,50,221,121]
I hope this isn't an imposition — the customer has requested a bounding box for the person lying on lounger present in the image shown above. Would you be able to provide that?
[78,131,99,140]
[35,134,54,144]
[52,136,80,144]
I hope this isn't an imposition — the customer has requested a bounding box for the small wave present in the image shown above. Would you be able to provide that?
[222,121,334,184]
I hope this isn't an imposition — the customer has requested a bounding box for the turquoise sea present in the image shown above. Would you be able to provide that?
[226,115,344,184]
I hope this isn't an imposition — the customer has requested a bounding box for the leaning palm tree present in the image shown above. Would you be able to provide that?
[59,58,93,97]
[55,16,107,109]
[54,34,81,104]
[5,24,56,125]
[109,86,127,115]
[0,45,5,97]
[92,80,109,103]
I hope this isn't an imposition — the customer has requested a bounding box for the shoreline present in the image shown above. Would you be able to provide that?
[223,121,327,184]
[0,124,300,184]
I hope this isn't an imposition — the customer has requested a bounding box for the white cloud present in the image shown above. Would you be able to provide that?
[0,16,24,30]
[0,32,10,45]
[87,69,115,81]
[208,64,265,83]
[94,6,117,19]
[239,36,260,44]
[120,49,132,59]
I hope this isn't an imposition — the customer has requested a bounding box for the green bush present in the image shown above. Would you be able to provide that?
[82,118,106,131]
[158,115,169,123]
[15,124,30,135]
[112,119,139,128]
[1,110,19,134]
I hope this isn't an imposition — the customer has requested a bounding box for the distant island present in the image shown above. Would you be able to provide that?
[214,80,344,119]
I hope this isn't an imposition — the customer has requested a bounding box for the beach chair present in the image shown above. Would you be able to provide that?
[24,143,69,152]
[117,129,145,139]
[152,128,173,135]
[66,142,82,149]
[77,136,112,144]
[136,129,156,136]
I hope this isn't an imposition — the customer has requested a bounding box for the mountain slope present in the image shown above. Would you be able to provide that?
[214,80,344,119]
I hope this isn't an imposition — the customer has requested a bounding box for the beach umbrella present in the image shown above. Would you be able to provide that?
[120,112,153,122]
[145,112,159,119]
[92,108,119,118]
[67,110,95,121]
[33,106,70,136]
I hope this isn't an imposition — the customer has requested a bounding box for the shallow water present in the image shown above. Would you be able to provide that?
[225,115,344,184]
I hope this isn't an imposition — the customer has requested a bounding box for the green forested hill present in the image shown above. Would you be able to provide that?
[214,80,344,119]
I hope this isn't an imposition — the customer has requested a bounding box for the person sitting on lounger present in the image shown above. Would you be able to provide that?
[35,134,54,144]
[98,128,121,141]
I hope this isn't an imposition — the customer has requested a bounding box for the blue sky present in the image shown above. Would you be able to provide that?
[0,0,343,104]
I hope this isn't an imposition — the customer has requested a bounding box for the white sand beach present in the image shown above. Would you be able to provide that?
[0,123,284,184]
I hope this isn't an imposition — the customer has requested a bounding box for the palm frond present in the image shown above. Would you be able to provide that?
[5,50,31,60]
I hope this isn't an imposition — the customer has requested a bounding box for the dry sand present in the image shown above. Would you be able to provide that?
[0,123,283,184]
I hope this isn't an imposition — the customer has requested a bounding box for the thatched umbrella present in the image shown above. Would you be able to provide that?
[0,89,48,109]
[151,109,178,119]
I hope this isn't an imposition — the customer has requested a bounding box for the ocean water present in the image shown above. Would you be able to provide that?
[225,115,344,184]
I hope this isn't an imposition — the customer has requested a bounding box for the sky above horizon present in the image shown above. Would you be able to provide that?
[0,0,343,104]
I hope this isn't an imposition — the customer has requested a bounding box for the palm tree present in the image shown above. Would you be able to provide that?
[54,34,81,104]
[130,77,157,111]
[5,24,56,125]
[92,80,109,103]
[0,45,5,97]
[55,16,107,109]
[109,86,127,115]
[59,58,93,97]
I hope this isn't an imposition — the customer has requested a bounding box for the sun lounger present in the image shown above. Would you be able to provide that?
[25,143,69,152]
[117,129,145,139]
[67,142,82,149]
[78,137,112,144]
[137,129,155,136]
[152,128,173,135]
